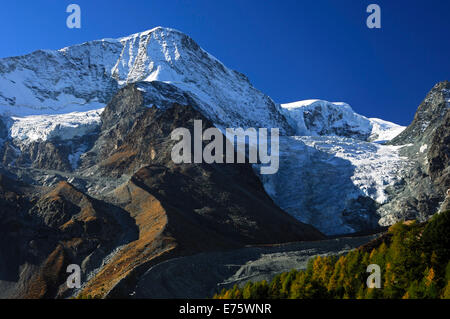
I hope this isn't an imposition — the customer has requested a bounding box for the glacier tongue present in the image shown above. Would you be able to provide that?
[256,136,409,235]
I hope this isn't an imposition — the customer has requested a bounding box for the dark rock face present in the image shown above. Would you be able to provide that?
[131,163,322,246]
[303,106,370,140]
[0,124,98,173]
[81,85,323,298]
[0,176,135,299]
[428,110,450,211]
[0,117,7,139]
[391,81,450,146]
[90,84,325,245]
[428,110,450,181]
[23,141,73,171]
[0,141,19,166]
[380,81,450,224]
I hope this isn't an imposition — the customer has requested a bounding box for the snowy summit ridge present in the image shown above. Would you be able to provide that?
[0,26,292,143]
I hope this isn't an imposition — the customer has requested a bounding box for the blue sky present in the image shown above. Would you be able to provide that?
[0,0,449,125]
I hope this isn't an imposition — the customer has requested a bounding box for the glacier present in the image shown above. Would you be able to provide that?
[258,99,408,234]
[256,136,408,235]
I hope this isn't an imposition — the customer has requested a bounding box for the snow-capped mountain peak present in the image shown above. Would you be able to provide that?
[0,27,292,139]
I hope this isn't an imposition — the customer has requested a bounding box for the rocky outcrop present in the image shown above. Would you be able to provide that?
[391,81,450,145]
[379,81,450,224]
[428,110,450,211]
[0,176,135,299]
[76,85,324,298]
[0,117,7,139]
